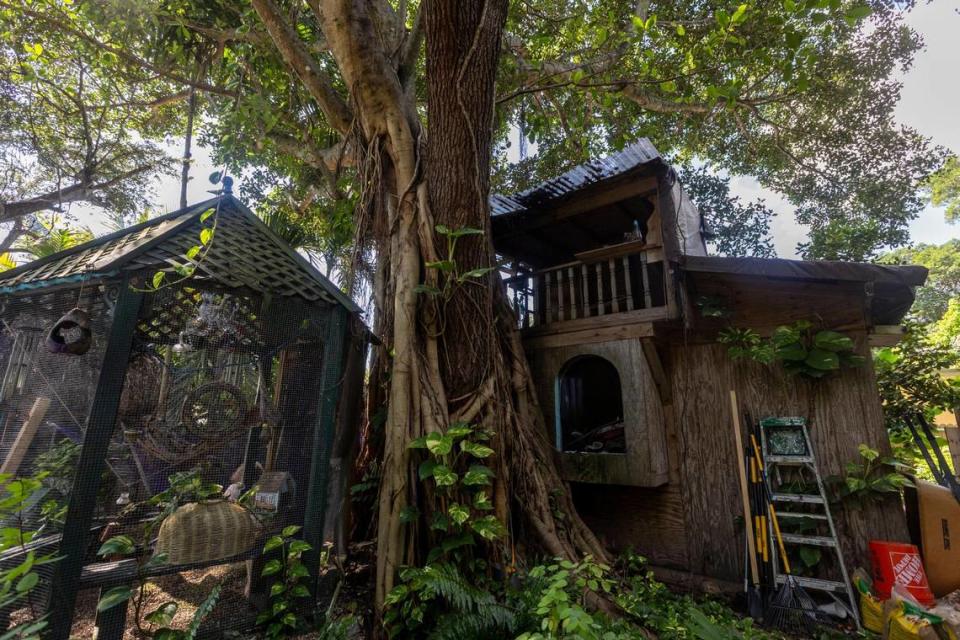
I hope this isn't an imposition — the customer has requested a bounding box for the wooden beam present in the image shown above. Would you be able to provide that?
[523,322,655,350]
[0,396,50,475]
[521,306,670,339]
[46,277,143,640]
[869,325,906,347]
[641,339,671,405]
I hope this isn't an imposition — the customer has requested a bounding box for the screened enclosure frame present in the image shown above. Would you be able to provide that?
[0,194,367,640]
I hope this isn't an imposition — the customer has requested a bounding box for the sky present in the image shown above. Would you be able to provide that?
[730,0,960,257]
[79,1,960,257]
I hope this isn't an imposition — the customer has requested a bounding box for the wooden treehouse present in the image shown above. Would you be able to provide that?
[492,140,928,589]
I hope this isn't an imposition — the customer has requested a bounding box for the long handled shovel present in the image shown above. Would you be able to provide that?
[730,390,763,619]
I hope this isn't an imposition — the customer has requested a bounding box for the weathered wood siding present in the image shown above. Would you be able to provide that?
[669,335,909,581]
[526,338,670,486]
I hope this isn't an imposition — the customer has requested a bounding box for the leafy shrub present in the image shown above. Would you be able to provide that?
[257,525,315,638]
[719,321,864,379]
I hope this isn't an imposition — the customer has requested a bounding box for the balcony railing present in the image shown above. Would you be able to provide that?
[505,242,669,330]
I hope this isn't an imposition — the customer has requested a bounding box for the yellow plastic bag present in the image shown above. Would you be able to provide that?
[854,567,885,634]
[882,589,942,640]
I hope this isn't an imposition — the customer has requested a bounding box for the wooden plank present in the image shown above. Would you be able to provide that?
[640,252,653,309]
[945,416,960,477]
[556,270,565,322]
[46,278,143,640]
[622,256,634,311]
[575,240,661,263]
[0,396,50,476]
[580,264,590,318]
[609,258,620,313]
[544,271,553,323]
[521,306,670,339]
[524,322,655,349]
[868,325,906,347]
[595,262,605,316]
[640,339,671,405]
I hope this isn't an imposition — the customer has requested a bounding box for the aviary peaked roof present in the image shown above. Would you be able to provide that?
[0,195,359,313]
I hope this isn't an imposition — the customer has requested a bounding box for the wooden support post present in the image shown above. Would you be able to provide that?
[47,278,143,640]
[640,252,652,309]
[595,263,605,315]
[93,585,129,640]
[556,270,565,322]
[544,272,553,323]
[568,267,577,319]
[580,264,590,318]
[302,306,348,594]
[0,396,50,476]
[609,258,620,313]
[622,256,634,311]
[945,410,960,477]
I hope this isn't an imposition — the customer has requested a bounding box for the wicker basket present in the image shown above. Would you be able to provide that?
[154,500,261,565]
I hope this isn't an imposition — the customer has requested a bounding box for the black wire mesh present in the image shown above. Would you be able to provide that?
[0,285,114,627]
[0,278,341,638]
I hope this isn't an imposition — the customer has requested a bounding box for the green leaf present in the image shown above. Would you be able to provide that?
[441,532,475,553]
[145,602,179,626]
[845,5,871,23]
[98,535,135,557]
[288,540,312,554]
[460,441,494,458]
[459,267,494,281]
[425,432,454,456]
[798,546,822,568]
[775,342,807,362]
[152,271,165,289]
[805,348,840,371]
[15,572,38,593]
[399,506,419,523]
[261,559,283,576]
[858,444,879,461]
[432,465,458,487]
[199,228,213,246]
[470,515,506,540]
[185,245,201,261]
[413,284,442,296]
[199,208,215,222]
[425,260,455,272]
[263,535,284,553]
[446,423,473,439]
[418,460,438,480]
[813,330,854,352]
[463,465,494,486]
[448,503,470,526]
[281,525,301,537]
[97,586,133,612]
[676,24,686,36]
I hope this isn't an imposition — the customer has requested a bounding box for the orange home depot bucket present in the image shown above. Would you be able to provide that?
[869,540,936,607]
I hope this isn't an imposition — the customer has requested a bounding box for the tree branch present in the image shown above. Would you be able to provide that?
[250,0,354,135]
[3,1,240,98]
[0,162,161,223]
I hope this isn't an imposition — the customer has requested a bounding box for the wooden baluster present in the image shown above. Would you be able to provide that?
[622,256,634,311]
[609,258,620,313]
[557,270,566,321]
[543,272,552,324]
[640,252,653,309]
[580,263,590,317]
[595,262,605,315]
[568,266,577,319]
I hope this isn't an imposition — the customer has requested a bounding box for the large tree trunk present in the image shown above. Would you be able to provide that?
[295,0,609,617]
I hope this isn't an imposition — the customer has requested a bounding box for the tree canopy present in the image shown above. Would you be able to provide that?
[6,0,944,262]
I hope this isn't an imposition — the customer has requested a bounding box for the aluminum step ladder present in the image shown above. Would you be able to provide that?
[759,417,861,630]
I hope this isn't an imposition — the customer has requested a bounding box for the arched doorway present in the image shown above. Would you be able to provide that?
[556,355,625,453]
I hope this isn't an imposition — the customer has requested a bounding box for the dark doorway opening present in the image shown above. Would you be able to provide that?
[557,355,625,453]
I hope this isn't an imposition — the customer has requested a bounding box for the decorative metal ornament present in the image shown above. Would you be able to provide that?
[45,307,92,355]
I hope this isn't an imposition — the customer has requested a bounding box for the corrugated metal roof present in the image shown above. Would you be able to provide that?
[0,195,360,313]
[489,139,664,216]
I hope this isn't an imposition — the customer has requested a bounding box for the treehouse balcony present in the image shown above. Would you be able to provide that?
[505,240,672,335]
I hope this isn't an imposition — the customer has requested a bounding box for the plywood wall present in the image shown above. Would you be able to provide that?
[669,335,909,580]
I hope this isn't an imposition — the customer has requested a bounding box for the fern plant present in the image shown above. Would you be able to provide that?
[383,562,516,639]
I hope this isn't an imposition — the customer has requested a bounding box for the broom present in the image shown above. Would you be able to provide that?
[750,433,820,632]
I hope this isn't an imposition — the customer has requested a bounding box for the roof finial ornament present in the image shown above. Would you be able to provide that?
[207,170,233,196]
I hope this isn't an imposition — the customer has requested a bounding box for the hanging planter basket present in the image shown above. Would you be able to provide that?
[154,500,261,565]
